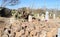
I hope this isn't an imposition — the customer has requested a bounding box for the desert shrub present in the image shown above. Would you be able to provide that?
[0,8,12,17]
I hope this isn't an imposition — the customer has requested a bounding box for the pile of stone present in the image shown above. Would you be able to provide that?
[0,19,58,37]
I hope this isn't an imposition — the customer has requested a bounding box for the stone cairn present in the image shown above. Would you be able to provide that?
[0,19,58,37]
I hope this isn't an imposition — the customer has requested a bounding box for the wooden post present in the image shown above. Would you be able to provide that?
[28,15,32,22]
[45,11,49,21]
[53,14,56,19]
[41,14,45,21]
[37,14,40,19]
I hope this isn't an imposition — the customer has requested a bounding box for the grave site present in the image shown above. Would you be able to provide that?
[0,7,60,37]
[0,0,60,37]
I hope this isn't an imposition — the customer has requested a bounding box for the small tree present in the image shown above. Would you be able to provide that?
[0,0,20,17]
[1,0,20,7]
